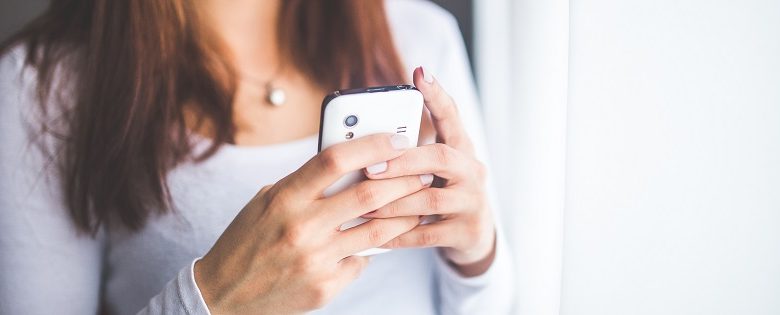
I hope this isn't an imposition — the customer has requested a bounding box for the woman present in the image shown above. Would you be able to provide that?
[0,0,513,314]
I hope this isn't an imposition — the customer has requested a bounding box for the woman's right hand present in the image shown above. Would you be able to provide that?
[194,133,429,315]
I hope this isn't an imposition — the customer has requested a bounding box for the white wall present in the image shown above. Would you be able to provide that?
[562,0,780,314]
[475,0,569,314]
[477,0,780,314]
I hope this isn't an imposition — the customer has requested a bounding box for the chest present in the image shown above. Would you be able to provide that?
[103,142,316,312]
[231,74,325,146]
[101,140,438,315]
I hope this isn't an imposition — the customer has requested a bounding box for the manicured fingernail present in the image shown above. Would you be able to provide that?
[366,161,388,175]
[420,174,434,186]
[420,215,435,225]
[421,66,434,84]
[390,134,410,150]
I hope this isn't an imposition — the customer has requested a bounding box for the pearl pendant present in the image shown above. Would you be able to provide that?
[267,86,286,106]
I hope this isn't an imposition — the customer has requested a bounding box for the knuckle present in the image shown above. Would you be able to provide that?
[257,184,273,197]
[384,237,402,249]
[262,184,274,192]
[367,225,388,246]
[282,224,306,248]
[306,282,330,309]
[417,230,440,247]
[318,149,345,174]
[353,182,380,208]
[342,257,369,279]
[432,143,454,165]
[393,154,411,173]
[425,189,444,210]
[253,185,275,205]
[385,202,402,217]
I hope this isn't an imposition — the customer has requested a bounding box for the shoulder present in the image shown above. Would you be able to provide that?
[0,43,27,67]
[0,44,37,128]
[385,0,464,73]
[0,43,63,157]
[0,43,72,126]
[385,0,459,32]
[0,44,31,91]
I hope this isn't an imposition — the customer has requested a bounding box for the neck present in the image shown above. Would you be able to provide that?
[199,0,282,77]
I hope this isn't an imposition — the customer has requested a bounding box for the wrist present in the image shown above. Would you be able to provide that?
[442,229,497,277]
[194,257,230,315]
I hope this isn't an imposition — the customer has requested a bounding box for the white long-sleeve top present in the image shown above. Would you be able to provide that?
[0,1,514,314]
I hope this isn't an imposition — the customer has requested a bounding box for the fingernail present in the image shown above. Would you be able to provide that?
[420,215,435,225]
[390,134,410,150]
[420,174,434,186]
[421,66,434,84]
[366,161,388,175]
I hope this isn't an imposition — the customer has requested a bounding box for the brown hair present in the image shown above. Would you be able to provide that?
[1,0,406,233]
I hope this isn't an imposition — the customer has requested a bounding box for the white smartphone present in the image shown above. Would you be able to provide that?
[318,85,424,256]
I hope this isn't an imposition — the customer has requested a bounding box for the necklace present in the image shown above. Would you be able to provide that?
[264,81,287,107]
[240,69,286,107]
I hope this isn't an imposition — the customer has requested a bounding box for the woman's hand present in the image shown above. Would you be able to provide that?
[362,67,497,277]
[194,133,430,315]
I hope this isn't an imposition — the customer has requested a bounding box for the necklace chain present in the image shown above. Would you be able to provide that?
[239,68,286,107]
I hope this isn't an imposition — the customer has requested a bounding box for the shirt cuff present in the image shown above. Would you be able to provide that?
[181,257,212,315]
[434,228,515,315]
[433,238,504,288]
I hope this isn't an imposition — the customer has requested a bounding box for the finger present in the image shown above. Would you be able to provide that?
[379,221,462,249]
[413,66,474,152]
[320,175,433,226]
[365,143,480,184]
[334,216,421,257]
[330,255,370,298]
[361,188,472,219]
[285,133,412,198]
[337,255,370,281]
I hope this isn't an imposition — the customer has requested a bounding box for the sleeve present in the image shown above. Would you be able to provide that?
[426,10,516,315]
[0,47,212,315]
[0,48,105,314]
[136,258,211,315]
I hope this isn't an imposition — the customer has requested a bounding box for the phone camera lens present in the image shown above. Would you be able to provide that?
[344,115,358,128]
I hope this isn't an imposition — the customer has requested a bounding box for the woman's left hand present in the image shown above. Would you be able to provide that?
[361,67,496,277]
